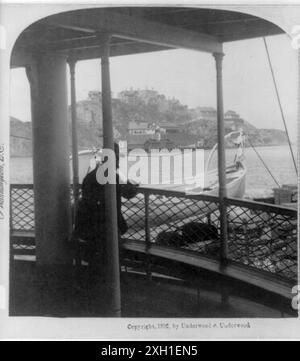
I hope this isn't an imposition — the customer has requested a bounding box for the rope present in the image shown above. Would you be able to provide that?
[247,136,281,188]
[263,37,298,176]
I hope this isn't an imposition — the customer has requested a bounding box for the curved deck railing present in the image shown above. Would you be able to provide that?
[10,184,298,298]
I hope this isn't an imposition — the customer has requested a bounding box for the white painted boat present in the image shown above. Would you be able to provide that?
[122,165,246,230]
[136,131,246,198]
[74,131,246,229]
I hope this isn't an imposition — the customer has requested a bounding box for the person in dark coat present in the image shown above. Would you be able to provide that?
[74,143,138,283]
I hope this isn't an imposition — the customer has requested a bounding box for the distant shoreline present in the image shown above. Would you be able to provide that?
[9,143,294,159]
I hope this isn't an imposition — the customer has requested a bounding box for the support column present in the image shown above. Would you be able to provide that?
[213,52,228,265]
[26,53,72,266]
[100,34,121,317]
[68,59,80,222]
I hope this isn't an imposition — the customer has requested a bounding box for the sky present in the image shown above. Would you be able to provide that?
[10,33,297,139]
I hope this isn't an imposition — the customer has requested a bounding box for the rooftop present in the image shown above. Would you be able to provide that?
[199,107,217,112]
[160,122,181,129]
[127,134,151,145]
[128,121,153,130]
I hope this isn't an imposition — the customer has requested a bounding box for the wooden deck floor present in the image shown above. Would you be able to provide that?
[9,261,294,318]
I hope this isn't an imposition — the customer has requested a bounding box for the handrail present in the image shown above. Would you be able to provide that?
[138,186,221,203]
[10,183,34,189]
[10,183,298,289]
[122,239,295,299]
[225,197,297,217]
[10,183,297,216]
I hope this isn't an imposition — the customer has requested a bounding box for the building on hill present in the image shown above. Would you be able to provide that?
[127,123,178,151]
[127,134,151,151]
[128,121,156,135]
[225,110,238,119]
[71,91,120,129]
[192,107,245,128]
[74,100,98,126]
[197,107,217,121]
[160,121,181,134]
[119,89,163,105]
[127,120,181,150]
[224,110,244,132]
[144,138,175,152]
[88,90,102,102]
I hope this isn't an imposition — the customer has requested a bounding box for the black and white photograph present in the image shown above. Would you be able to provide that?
[0,1,299,339]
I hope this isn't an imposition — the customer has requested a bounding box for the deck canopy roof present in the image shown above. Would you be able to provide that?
[11,7,284,67]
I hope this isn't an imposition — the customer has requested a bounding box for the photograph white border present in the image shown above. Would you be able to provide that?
[0,0,299,340]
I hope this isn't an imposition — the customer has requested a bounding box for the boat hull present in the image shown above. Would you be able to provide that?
[123,164,247,230]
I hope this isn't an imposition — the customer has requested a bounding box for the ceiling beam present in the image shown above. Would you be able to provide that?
[41,9,223,54]
[18,35,136,53]
[10,42,170,68]
[16,16,281,54]
[67,42,170,62]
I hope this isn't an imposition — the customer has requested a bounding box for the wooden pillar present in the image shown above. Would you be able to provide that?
[68,59,80,223]
[213,52,228,264]
[26,53,72,266]
[100,34,121,317]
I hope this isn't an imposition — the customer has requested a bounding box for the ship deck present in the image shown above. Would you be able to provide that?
[9,260,293,318]
[9,183,298,317]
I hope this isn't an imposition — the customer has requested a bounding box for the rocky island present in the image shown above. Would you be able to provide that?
[10,89,288,157]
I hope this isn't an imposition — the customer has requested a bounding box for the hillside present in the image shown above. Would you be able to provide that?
[10,89,288,157]
[185,117,288,149]
[10,117,33,157]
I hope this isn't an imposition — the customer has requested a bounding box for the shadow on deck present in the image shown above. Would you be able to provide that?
[9,261,295,318]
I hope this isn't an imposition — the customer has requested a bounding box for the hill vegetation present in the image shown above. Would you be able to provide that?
[10,89,288,157]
